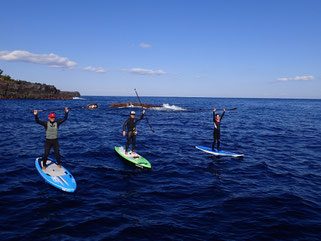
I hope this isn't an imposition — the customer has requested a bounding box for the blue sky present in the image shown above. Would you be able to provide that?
[1,0,320,98]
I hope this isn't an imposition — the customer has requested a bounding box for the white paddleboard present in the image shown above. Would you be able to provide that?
[195,146,244,157]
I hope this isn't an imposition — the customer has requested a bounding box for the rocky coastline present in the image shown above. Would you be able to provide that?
[0,76,80,99]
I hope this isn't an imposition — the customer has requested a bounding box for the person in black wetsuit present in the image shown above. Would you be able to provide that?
[122,109,145,154]
[212,108,225,151]
[34,108,69,170]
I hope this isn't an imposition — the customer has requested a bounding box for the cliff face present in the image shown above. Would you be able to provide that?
[0,77,80,99]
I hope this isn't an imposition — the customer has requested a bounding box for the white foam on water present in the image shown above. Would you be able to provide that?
[112,103,187,111]
[152,103,187,111]
[73,97,86,100]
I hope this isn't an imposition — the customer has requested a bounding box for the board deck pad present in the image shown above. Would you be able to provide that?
[115,146,151,168]
[195,146,244,157]
[35,158,77,192]
[41,160,66,176]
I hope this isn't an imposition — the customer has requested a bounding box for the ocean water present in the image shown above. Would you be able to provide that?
[1,96,321,241]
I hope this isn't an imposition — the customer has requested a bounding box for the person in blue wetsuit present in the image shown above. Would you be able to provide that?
[34,108,69,170]
[123,109,145,154]
[212,108,225,151]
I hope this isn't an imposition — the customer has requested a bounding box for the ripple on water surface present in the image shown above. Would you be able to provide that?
[1,97,321,240]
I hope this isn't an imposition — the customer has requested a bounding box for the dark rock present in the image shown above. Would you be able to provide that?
[0,77,80,99]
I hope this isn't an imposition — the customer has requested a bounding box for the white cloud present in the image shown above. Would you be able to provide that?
[276,75,314,82]
[82,66,107,73]
[0,50,106,73]
[0,50,76,68]
[139,43,152,48]
[125,68,167,75]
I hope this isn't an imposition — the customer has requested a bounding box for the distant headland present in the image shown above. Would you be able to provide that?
[0,69,80,99]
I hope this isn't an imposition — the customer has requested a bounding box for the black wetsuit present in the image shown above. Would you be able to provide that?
[212,110,225,150]
[123,113,144,152]
[35,112,68,166]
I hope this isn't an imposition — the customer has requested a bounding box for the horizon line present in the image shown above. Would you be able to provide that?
[79,95,321,100]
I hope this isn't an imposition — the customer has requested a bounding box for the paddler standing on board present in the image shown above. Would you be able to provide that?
[212,108,225,151]
[34,108,69,170]
[123,109,145,155]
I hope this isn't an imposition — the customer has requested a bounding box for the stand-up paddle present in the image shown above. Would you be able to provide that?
[134,89,155,133]
[30,103,98,112]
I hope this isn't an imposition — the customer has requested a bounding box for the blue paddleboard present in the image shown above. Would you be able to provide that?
[195,146,244,157]
[35,157,77,192]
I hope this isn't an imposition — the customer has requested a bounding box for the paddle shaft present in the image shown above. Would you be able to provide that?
[36,106,83,112]
[134,89,155,133]
[199,108,237,111]
[31,103,98,112]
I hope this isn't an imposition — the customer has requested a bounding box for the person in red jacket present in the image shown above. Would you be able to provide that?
[34,108,69,170]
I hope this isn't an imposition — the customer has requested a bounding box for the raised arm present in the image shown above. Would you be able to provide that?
[135,109,145,122]
[213,108,216,122]
[57,108,69,126]
[220,108,226,120]
[34,110,47,127]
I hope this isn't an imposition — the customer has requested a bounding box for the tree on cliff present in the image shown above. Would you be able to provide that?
[0,69,12,81]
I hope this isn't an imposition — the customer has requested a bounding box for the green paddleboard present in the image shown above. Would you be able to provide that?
[114,146,151,169]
